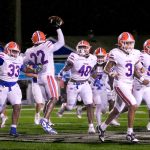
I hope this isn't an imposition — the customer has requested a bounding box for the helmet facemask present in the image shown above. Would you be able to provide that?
[97,55,106,65]
[94,47,107,64]
[76,45,91,57]
[145,45,150,54]
[118,32,135,54]
[119,41,135,54]
[9,49,20,58]
[4,42,20,58]
[76,40,91,57]
[143,39,150,55]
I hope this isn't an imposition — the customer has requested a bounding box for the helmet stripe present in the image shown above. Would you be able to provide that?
[36,31,41,42]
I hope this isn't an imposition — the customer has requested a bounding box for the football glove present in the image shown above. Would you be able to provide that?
[33,64,43,74]
[24,61,43,74]
[48,16,64,29]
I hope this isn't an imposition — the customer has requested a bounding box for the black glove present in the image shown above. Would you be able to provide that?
[48,16,64,29]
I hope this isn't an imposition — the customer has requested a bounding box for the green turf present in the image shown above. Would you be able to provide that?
[0,104,150,150]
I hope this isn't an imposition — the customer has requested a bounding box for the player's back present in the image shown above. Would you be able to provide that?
[25,41,55,76]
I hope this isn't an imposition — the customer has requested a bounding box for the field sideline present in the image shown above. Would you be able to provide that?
[0,104,150,150]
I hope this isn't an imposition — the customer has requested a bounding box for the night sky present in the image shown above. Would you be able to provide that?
[0,0,150,49]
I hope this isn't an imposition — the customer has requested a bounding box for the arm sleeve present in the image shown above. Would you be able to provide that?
[67,52,77,64]
[51,28,65,52]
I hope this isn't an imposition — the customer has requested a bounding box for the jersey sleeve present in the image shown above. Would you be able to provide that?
[108,49,117,64]
[47,29,65,52]
[67,52,78,64]
[134,49,142,65]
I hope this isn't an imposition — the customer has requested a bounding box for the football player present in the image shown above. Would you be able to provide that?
[23,16,65,134]
[97,32,149,143]
[0,41,23,136]
[133,39,150,131]
[59,40,97,134]
[90,47,120,127]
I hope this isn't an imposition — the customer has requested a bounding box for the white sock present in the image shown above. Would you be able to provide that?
[101,122,108,131]
[0,113,5,118]
[43,118,48,122]
[89,123,94,128]
[36,113,40,116]
[127,128,133,135]
[11,124,17,128]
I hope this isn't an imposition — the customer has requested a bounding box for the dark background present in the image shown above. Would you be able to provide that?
[0,0,150,51]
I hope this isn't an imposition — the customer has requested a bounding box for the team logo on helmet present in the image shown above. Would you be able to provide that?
[31,31,46,44]
[94,47,107,64]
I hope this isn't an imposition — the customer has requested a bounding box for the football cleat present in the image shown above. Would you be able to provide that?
[146,122,150,131]
[34,114,40,125]
[40,118,57,135]
[0,116,8,128]
[57,112,63,118]
[96,125,105,142]
[9,127,19,137]
[126,133,139,143]
[88,126,96,134]
[110,119,120,126]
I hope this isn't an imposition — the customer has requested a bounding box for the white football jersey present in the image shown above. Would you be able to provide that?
[109,48,141,84]
[0,52,23,82]
[140,52,150,80]
[134,51,150,87]
[24,29,64,77]
[68,52,97,80]
[90,65,109,89]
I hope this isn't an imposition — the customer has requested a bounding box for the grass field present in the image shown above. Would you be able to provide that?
[0,104,150,150]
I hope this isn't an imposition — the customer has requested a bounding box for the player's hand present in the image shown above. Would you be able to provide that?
[142,79,149,85]
[33,64,43,73]
[48,16,64,29]
[109,71,119,80]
